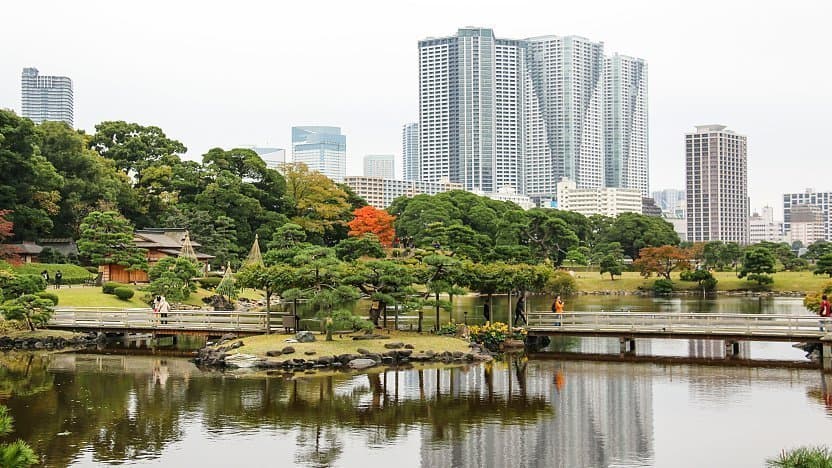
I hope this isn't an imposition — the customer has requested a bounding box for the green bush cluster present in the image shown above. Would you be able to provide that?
[113,287,135,301]
[102,282,127,294]
[653,278,674,296]
[320,310,373,333]
[35,292,59,306]
[13,263,93,285]
[197,277,222,290]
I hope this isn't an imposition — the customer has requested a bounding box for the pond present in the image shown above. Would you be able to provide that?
[1,351,831,467]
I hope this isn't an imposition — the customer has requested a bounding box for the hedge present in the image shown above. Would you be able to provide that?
[113,287,135,301]
[35,292,59,306]
[197,277,222,290]
[13,263,94,285]
[103,282,127,294]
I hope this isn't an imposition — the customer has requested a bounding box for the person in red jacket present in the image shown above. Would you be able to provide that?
[819,295,831,332]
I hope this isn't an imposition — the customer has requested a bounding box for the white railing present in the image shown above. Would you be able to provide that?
[526,311,830,339]
[49,307,277,333]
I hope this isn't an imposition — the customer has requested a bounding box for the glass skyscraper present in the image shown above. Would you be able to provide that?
[417,29,648,201]
[291,126,346,183]
[402,122,420,182]
[21,67,73,126]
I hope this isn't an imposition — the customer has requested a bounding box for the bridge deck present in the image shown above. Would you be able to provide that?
[525,312,831,342]
[48,308,279,335]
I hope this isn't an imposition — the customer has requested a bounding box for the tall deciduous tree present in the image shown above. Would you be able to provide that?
[347,206,396,247]
[282,163,351,241]
[89,121,187,176]
[77,211,147,271]
[633,245,691,280]
[603,212,680,259]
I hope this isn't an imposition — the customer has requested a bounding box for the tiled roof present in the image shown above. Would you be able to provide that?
[9,242,43,255]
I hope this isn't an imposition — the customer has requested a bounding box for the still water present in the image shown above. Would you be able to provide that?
[2,296,829,467]
[2,352,832,467]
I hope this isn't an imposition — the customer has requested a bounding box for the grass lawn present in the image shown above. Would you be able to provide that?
[231,331,471,358]
[575,270,830,293]
[53,285,264,308]
[2,328,85,339]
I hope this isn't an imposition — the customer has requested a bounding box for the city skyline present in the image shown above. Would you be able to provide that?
[2,0,829,216]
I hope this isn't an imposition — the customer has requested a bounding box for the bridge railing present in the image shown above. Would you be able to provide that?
[525,311,829,337]
[49,308,274,333]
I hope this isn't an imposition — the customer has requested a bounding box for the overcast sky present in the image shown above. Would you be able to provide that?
[3,0,830,218]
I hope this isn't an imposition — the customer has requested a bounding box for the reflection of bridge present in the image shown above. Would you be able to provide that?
[527,312,832,369]
[47,307,278,336]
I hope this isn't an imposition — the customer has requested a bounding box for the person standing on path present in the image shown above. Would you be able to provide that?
[513,293,527,326]
[41,270,49,285]
[483,302,491,323]
[54,270,62,289]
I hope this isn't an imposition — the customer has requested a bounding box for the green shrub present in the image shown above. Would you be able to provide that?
[0,272,45,297]
[320,310,373,333]
[436,322,459,336]
[113,287,135,301]
[545,271,577,296]
[653,278,674,296]
[35,292,59,306]
[85,266,99,274]
[102,282,126,294]
[197,277,222,290]
[767,445,832,467]
[13,263,92,285]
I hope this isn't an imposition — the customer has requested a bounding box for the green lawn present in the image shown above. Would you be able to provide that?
[52,285,264,309]
[13,263,93,284]
[575,270,830,293]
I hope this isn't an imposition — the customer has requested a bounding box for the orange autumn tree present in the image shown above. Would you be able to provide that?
[347,206,396,247]
[632,245,691,280]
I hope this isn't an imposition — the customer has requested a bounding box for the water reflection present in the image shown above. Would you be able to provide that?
[2,352,832,467]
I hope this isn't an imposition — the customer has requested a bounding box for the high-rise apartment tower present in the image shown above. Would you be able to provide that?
[291,126,346,183]
[685,125,748,243]
[21,67,73,126]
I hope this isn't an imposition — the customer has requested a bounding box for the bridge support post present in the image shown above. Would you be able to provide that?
[619,337,636,354]
[724,340,741,358]
[822,335,832,372]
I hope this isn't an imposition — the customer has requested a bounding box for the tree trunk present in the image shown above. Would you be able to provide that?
[434,292,440,332]
[265,289,272,334]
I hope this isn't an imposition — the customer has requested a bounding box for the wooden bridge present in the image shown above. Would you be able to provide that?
[47,307,284,336]
[525,311,832,370]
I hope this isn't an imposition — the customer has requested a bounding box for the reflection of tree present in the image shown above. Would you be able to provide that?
[3,355,553,467]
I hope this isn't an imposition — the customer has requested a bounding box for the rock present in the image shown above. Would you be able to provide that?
[366,353,382,364]
[347,358,377,370]
[352,334,390,340]
[265,350,283,357]
[381,356,395,365]
[230,341,244,349]
[296,331,316,343]
[331,362,344,368]
[304,351,317,356]
[382,350,398,358]
[316,356,334,365]
[404,344,415,349]
[464,353,474,361]
[219,333,237,343]
[396,349,412,359]
[473,353,493,362]
[281,346,296,355]
[304,370,317,375]
[208,295,235,311]
[357,348,370,355]
[452,351,464,358]
[383,342,405,349]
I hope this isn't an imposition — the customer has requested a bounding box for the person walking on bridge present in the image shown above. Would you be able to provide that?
[819,295,831,332]
[513,293,527,326]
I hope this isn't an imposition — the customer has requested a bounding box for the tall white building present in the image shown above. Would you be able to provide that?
[291,126,346,183]
[556,178,642,217]
[419,28,525,193]
[685,125,749,244]
[363,154,395,179]
[604,54,649,196]
[652,189,686,216]
[402,123,420,181]
[525,35,606,199]
[418,29,647,201]
[783,189,832,242]
[21,67,73,126]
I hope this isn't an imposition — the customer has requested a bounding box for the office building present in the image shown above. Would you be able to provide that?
[291,126,346,182]
[556,178,642,217]
[749,206,784,244]
[417,29,648,201]
[419,28,525,193]
[363,154,395,179]
[604,54,648,196]
[20,67,73,126]
[642,198,662,217]
[402,123,420,181]
[248,147,286,170]
[473,187,535,210]
[344,176,462,208]
[788,204,824,246]
[783,189,832,242]
[685,125,749,243]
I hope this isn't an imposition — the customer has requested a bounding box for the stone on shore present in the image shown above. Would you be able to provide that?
[347,358,377,370]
